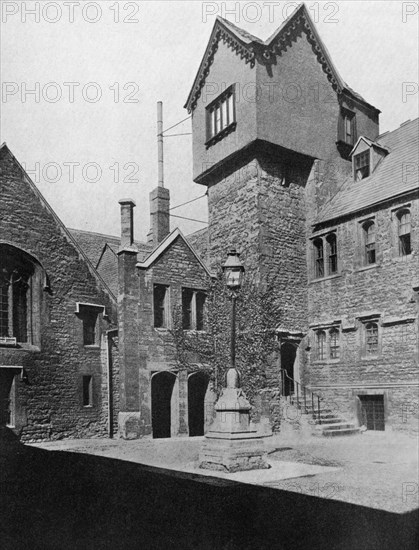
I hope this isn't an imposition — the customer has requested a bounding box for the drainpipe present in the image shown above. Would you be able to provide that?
[106,328,118,438]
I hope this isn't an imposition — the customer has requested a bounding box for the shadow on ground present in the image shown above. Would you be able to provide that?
[1,434,417,550]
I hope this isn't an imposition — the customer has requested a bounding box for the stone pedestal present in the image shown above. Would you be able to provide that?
[199,375,269,472]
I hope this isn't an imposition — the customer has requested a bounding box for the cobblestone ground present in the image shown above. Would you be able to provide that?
[34,430,418,513]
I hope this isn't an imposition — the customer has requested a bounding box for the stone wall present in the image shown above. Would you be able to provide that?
[0,146,118,441]
[118,234,212,438]
[305,193,419,431]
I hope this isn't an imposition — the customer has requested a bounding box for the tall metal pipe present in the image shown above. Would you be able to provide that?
[157,101,164,187]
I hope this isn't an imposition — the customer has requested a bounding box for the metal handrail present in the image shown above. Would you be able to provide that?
[280,369,324,424]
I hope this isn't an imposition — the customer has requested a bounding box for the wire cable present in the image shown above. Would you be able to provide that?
[170,214,207,224]
[170,194,206,211]
[162,116,192,135]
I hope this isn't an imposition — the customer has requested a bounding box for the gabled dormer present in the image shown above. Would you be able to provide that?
[350,137,389,181]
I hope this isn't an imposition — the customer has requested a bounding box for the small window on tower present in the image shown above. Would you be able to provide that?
[206,85,236,146]
[339,109,356,146]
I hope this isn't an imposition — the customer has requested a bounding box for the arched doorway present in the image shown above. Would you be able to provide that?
[281,342,296,396]
[188,372,209,436]
[151,371,176,438]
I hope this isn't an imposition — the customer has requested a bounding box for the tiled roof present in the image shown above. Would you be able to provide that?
[187,227,209,262]
[69,229,152,267]
[316,119,419,224]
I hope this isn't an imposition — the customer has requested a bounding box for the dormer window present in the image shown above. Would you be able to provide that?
[206,85,236,147]
[354,150,370,180]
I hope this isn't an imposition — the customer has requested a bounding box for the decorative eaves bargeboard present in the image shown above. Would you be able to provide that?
[184,3,379,114]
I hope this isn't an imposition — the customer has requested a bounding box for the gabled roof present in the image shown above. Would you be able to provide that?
[0,143,117,302]
[349,136,390,157]
[136,227,214,277]
[184,3,379,113]
[69,228,152,267]
[315,119,419,225]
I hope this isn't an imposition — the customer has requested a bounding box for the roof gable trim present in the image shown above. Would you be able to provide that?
[136,228,214,277]
[185,4,377,114]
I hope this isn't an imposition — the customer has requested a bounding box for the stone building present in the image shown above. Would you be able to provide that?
[0,144,118,441]
[1,4,417,441]
[184,4,418,433]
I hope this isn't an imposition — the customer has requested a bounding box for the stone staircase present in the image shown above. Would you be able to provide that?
[290,396,361,437]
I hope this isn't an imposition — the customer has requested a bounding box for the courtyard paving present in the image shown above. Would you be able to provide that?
[33,430,418,514]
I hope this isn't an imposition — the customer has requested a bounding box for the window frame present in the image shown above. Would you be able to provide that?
[311,231,339,280]
[313,238,324,279]
[76,304,102,348]
[0,244,43,347]
[397,209,412,256]
[329,327,340,359]
[362,220,376,265]
[313,326,341,362]
[316,330,326,361]
[353,150,370,181]
[359,317,381,359]
[153,283,170,329]
[205,85,236,147]
[326,233,338,274]
[339,108,356,146]
[182,288,206,331]
[82,375,93,408]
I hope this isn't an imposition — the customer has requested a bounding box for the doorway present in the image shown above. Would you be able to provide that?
[151,371,176,438]
[281,343,296,396]
[188,372,209,436]
[359,395,385,431]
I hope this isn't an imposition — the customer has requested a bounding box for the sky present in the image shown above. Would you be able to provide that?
[1,0,418,242]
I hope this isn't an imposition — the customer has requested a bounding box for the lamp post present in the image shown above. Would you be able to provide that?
[222,249,245,387]
[199,249,269,472]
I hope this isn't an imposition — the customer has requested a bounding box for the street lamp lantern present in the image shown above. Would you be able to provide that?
[222,249,245,290]
[199,248,269,472]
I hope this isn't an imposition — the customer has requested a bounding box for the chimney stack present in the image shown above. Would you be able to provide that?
[118,199,136,251]
[148,187,170,247]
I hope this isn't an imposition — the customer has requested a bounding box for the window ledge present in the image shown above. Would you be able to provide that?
[184,329,206,334]
[361,355,381,361]
[84,345,100,350]
[310,273,341,284]
[205,122,237,148]
[356,264,380,273]
[0,343,41,352]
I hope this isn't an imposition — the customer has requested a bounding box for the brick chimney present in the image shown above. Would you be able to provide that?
[118,199,137,252]
[147,186,170,248]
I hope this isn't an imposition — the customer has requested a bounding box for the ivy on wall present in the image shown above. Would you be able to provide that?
[170,271,282,405]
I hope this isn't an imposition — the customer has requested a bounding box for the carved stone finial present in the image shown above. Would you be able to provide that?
[226,368,240,388]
